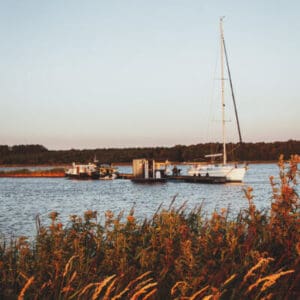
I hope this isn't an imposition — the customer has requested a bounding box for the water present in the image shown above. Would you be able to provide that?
[0,163,284,238]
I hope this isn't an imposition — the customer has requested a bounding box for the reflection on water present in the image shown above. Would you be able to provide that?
[0,163,286,237]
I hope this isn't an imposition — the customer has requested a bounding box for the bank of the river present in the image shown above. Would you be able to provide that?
[1,157,298,178]
[0,168,65,178]
[0,160,281,168]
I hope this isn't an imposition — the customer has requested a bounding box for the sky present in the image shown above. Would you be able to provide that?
[0,0,299,150]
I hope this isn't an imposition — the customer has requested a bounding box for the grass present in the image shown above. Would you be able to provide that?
[0,155,299,299]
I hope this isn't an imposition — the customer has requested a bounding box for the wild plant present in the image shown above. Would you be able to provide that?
[0,155,299,299]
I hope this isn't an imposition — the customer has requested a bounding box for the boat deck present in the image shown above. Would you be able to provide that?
[167,175,226,184]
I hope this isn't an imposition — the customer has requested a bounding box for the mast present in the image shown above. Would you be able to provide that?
[220,17,227,164]
[223,36,243,144]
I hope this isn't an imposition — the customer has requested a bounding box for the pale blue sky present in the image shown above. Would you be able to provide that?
[0,0,299,149]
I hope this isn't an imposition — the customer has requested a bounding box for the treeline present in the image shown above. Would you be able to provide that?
[0,140,299,164]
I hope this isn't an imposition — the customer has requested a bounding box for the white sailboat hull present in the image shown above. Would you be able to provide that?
[188,164,246,182]
[187,19,247,183]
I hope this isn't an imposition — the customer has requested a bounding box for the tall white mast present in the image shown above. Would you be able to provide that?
[220,17,227,165]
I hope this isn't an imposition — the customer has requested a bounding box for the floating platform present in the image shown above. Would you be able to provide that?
[130,175,226,184]
[167,175,226,184]
[131,178,167,184]
[118,173,134,179]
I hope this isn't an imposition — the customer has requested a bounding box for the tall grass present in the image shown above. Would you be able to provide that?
[0,155,299,299]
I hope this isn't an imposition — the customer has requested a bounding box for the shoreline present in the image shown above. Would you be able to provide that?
[0,164,69,168]
[0,160,279,178]
[0,168,66,178]
[0,160,278,168]
[0,174,65,178]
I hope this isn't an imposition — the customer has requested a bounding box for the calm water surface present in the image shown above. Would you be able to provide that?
[0,163,286,237]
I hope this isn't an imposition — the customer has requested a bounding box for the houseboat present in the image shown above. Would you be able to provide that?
[65,162,100,179]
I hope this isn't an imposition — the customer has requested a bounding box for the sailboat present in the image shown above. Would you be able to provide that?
[188,17,247,182]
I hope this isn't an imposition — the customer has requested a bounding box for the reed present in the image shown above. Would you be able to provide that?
[0,155,299,299]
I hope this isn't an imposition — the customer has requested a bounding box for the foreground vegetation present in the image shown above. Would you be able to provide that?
[0,140,300,164]
[0,155,299,299]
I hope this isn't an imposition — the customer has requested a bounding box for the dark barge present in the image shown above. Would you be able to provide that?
[167,175,226,184]
[131,177,167,184]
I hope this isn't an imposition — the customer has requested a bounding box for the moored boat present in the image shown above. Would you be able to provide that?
[188,18,247,182]
[65,162,100,179]
[188,161,246,182]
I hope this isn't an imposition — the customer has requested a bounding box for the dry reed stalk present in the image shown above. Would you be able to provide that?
[171,281,188,296]
[92,275,117,300]
[130,282,158,300]
[68,271,77,285]
[141,287,158,300]
[124,271,152,291]
[190,285,210,300]
[111,287,129,300]
[176,200,188,213]
[35,214,41,234]
[242,257,274,285]
[246,270,294,294]
[40,280,52,292]
[102,277,118,300]
[133,278,155,294]
[19,271,29,280]
[296,242,300,255]
[18,276,34,300]
[111,288,128,300]
[222,274,237,286]
[63,255,78,277]
[168,194,178,210]
[78,282,99,297]
[260,293,274,300]
[151,202,163,223]
[62,286,74,293]
[260,270,295,292]
[61,271,77,295]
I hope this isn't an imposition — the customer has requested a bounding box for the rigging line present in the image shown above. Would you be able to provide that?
[227,143,241,155]
[222,38,243,144]
[205,41,219,145]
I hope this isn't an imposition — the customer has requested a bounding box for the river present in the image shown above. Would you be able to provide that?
[0,163,289,238]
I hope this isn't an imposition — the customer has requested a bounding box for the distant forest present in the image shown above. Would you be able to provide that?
[0,140,299,165]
